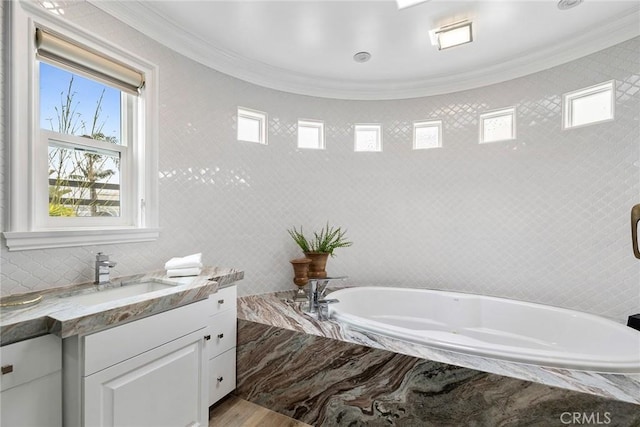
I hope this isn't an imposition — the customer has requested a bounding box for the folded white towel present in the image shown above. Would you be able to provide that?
[166,267,202,278]
[164,253,202,270]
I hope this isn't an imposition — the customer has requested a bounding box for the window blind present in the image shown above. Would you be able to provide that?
[35,28,144,94]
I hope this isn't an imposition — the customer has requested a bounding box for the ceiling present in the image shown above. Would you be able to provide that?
[91,0,640,100]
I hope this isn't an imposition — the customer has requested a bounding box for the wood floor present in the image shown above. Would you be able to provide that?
[209,395,312,427]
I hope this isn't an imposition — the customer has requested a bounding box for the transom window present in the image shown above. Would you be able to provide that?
[563,81,615,129]
[413,120,442,150]
[237,107,267,144]
[297,120,325,150]
[354,124,382,152]
[479,107,516,144]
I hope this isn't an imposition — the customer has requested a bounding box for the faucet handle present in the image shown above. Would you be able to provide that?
[96,252,109,262]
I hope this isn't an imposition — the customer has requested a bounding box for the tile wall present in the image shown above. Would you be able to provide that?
[1,1,639,322]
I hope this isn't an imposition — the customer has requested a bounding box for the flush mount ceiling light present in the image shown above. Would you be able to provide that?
[353,51,372,63]
[430,21,473,50]
[396,0,431,10]
[557,0,583,10]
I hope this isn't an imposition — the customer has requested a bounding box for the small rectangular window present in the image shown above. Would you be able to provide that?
[297,119,325,149]
[479,107,516,143]
[413,120,442,150]
[563,81,614,129]
[237,107,267,144]
[354,124,382,152]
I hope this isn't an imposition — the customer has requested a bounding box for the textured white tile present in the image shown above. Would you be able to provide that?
[0,2,638,323]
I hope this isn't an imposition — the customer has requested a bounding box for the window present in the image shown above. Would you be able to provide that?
[237,107,267,144]
[479,107,516,143]
[413,120,442,150]
[297,120,325,149]
[354,124,382,152]
[4,2,159,250]
[40,61,129,223]
[563,81,614,129]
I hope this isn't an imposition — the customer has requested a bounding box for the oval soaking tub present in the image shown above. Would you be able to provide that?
[325,287,640,373]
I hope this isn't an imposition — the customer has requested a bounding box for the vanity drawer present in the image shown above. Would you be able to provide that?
[84,299,208,376]
[208,347,236,406]
[207,285,237,317]
[207,310,237,359]
[0,334,61,392]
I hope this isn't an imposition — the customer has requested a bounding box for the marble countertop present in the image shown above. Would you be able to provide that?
[237,289,640,406]
[0,266,243,346]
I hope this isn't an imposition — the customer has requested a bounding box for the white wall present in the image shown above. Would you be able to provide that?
[1,1,638,322]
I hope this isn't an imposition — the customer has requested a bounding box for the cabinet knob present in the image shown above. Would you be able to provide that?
[217,333,224,339]
[204,335,211,341]
[1,365,13,375]
[218,299,225,304]
[217,376,224,383]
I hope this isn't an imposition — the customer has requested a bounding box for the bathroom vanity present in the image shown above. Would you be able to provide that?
[0,267,243,427]
[63,299,210,427]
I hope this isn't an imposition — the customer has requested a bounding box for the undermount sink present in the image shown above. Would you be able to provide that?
[63,281,177,306]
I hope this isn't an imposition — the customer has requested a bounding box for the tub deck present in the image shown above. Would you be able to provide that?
[237,289,640,405]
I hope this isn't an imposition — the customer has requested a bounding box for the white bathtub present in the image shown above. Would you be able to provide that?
[325,287,640,373]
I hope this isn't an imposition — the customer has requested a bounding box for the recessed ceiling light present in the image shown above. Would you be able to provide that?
[430,21,473,50]
[353,51,372,63]
[557,0,583,10]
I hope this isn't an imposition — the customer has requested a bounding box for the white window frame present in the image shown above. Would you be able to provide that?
[479,107,516,144]
[297,119,325,150]
[562,81,615,129]
[4,1,159,251]
[354,124,383,152]
[237,107,268,145]
[413,120,442,150]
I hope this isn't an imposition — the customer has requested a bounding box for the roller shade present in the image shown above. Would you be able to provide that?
[35,28,144,94]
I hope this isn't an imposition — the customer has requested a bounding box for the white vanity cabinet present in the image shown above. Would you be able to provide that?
[63,299,210,427]
[0,334,62,427]
[206,284,237,406]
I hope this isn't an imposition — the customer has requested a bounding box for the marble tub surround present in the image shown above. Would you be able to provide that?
[0,266,243,345]
[236,319,640,426]
[237,291,640,405]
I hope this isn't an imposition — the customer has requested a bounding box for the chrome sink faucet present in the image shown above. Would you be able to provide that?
[95,252,117,285]
[306,276,346,319]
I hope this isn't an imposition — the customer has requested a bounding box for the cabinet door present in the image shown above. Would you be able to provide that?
[0,335,62,427]
[1,372,62,427]
[208,348,236,406]
[84,329,208,427]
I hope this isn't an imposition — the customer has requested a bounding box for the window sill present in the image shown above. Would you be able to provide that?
[3,228,160,251]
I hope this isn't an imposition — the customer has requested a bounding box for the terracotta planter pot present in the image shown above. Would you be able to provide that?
[304,252,329,279]
[290,258,312,286]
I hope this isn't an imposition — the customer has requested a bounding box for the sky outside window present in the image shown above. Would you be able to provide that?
[40,62,121,143]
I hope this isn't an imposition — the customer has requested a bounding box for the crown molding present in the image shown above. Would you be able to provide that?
[89,1,640,100]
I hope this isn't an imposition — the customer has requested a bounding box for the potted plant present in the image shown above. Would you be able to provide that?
[287,223,352,278]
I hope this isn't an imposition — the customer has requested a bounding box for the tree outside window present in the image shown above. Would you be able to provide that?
[41,62,122,217]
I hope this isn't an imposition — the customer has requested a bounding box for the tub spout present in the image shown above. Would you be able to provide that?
[317,299,340,321]
[306,276,347,315]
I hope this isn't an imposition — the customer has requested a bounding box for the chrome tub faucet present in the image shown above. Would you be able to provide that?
[95,252,117,285]
[306,276,346,320]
